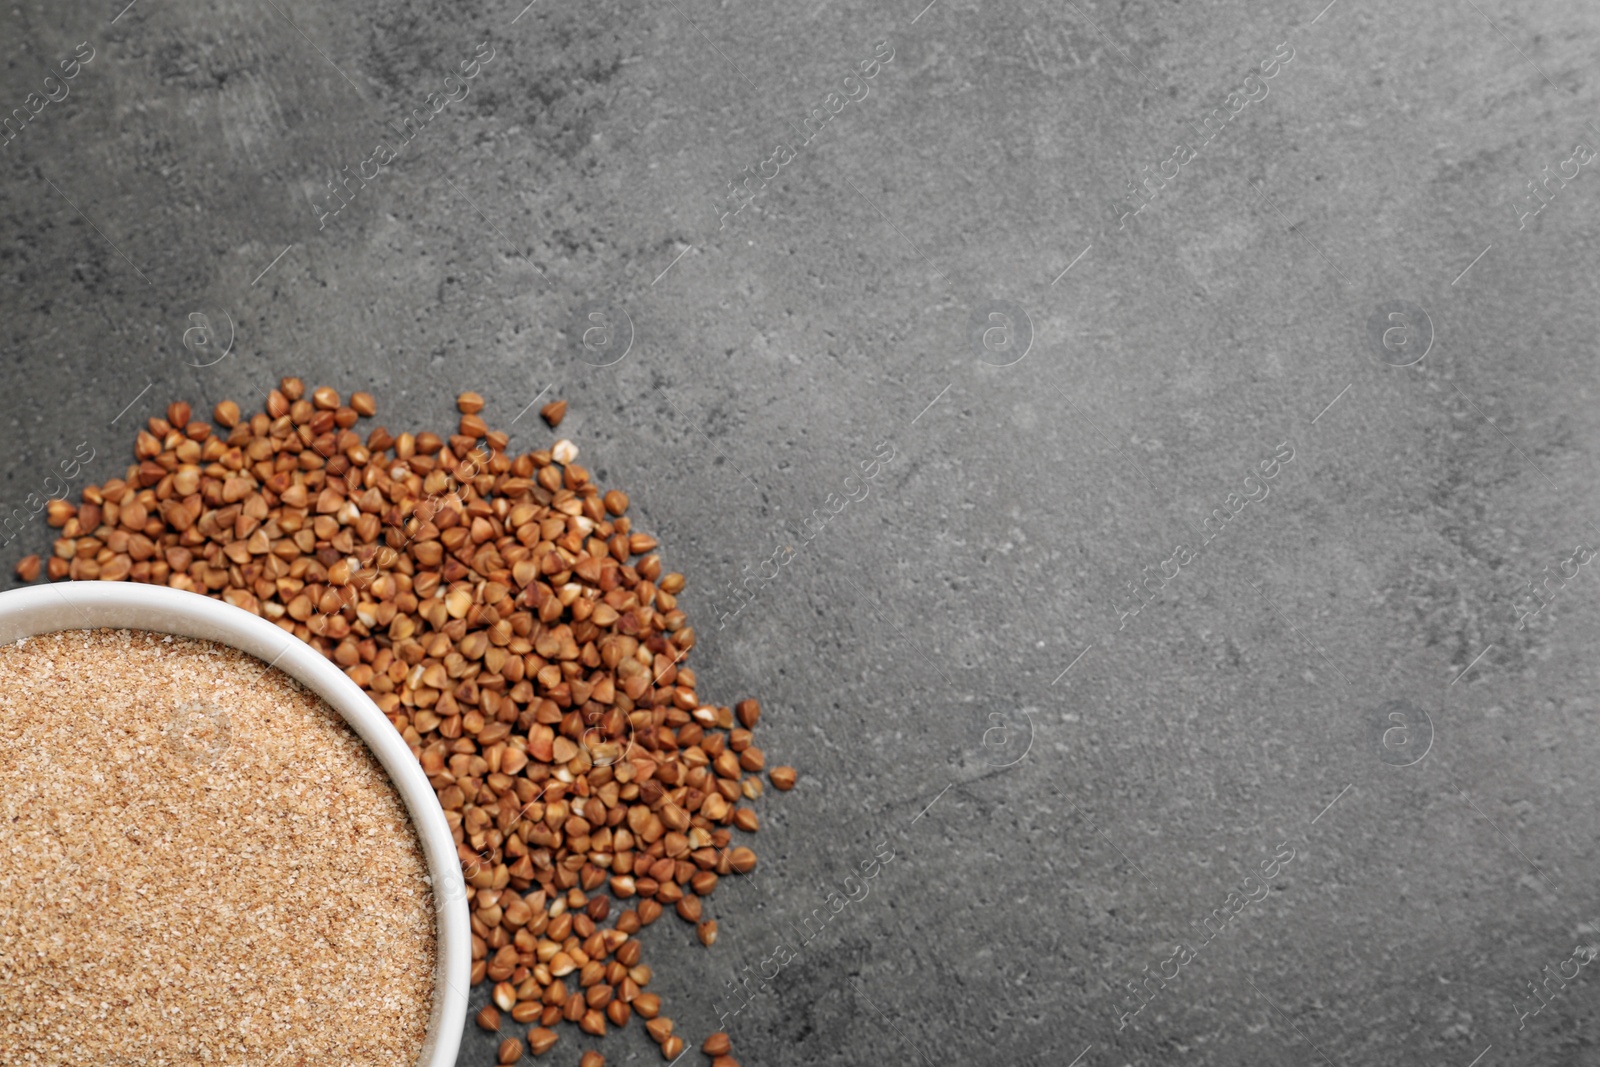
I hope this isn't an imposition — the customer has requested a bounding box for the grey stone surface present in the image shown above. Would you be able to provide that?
[5,0,1600,1064]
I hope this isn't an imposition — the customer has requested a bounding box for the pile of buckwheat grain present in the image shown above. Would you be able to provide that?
[10,380,795,1066]
[0,628,436,1065]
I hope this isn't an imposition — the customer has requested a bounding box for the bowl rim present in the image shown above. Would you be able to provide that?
[0,581,469,1067]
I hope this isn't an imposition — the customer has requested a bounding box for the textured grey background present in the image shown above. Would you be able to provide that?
[5,0,1600,1064]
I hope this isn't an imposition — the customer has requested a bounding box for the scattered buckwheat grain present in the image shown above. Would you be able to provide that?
[8,384,794,1067]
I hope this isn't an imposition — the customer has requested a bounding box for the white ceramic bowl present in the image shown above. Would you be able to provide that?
[0,581,469,1067]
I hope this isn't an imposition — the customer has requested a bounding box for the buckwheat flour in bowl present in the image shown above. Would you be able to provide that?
[0,628,438,1065]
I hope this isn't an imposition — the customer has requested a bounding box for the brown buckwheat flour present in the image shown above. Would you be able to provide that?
[0,628,436,1066]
